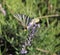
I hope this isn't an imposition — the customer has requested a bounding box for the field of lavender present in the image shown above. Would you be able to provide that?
[0,0,60,55]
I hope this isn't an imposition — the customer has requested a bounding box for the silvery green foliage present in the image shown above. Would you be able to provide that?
[14,14,40,54]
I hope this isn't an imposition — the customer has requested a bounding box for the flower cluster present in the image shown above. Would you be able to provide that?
[20,23,40,54]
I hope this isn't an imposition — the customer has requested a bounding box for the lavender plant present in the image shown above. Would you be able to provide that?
[21,23,40,54]
[14,14,40,54]
[0,0,60,55]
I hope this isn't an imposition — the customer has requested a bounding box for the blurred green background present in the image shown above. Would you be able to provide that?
[0,0,60,55]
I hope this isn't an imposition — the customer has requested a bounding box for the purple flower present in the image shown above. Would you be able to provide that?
[21,48,27,54]
[27,22,34,30]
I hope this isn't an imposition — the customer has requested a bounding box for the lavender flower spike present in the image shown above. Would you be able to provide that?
[20,15,40,54]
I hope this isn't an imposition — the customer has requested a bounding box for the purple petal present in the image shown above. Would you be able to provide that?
[21,48,27,54]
